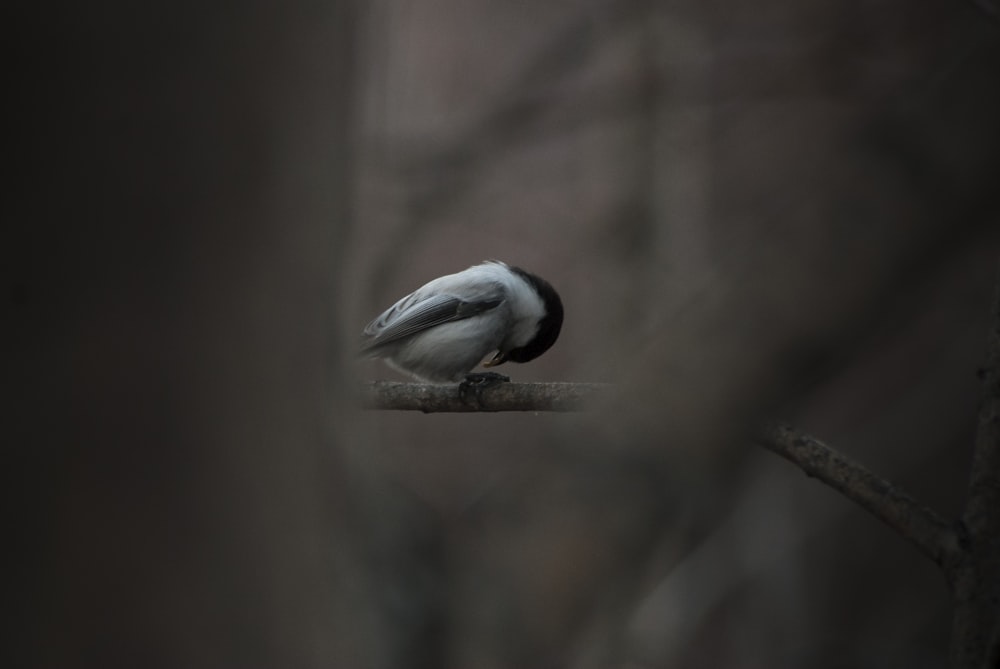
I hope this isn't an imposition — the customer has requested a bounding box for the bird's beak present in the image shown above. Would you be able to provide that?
[483,351,507,368]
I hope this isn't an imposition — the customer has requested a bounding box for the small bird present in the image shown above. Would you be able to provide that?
[360,260,563,383]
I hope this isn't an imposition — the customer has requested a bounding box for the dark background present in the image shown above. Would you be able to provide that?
[10,1,1000,667]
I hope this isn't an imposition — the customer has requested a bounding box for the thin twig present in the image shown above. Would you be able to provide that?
[753,421,960,569]
[359,381,610,412]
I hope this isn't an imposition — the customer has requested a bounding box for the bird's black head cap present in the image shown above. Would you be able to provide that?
[505,266,564,363]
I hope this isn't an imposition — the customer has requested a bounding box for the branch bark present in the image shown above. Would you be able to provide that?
[753,422,960,569]
[359,381,610,412]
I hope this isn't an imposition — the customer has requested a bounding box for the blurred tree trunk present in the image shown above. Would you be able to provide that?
[10,2,368,667]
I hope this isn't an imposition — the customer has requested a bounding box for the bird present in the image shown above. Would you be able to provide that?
[360,260,563,383]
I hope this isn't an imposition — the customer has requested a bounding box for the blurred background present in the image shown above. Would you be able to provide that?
[10,0,1000,667]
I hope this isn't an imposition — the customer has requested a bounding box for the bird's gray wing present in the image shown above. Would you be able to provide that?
[361,291,503,352]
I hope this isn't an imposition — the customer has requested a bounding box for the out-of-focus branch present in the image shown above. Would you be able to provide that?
[385,1,647,224]
[359,381,610,412]
[950,258,1000,669]
[753,422,960,569]
[964,260,1000,558]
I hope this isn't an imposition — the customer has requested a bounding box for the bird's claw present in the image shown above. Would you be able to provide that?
[459,372,510,405]
[461,372,510,387]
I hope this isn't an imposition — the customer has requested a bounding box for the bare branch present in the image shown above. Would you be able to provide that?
[964,259,1000,543]
[950,257,1000,669]
[364,381,960,571]
[359,381,611,412]
[753,421,960,569]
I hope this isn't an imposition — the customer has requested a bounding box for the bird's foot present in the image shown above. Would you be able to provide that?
[459,372,510,405]
[461,372,510,387]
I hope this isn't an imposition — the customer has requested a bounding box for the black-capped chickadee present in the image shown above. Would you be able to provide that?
[360,260,563,383]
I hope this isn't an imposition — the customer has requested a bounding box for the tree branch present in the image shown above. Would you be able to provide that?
[362,381,957,571]
[964,259,1000,546]
[949,257,1000,668]
[753,421,960,569]
[362,385,964,572]
[359,381,610,413]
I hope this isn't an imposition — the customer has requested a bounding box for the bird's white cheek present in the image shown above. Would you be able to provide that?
[504,317,539,349]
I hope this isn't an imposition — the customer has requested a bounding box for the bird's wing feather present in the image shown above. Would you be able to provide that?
[361,289,503,351]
